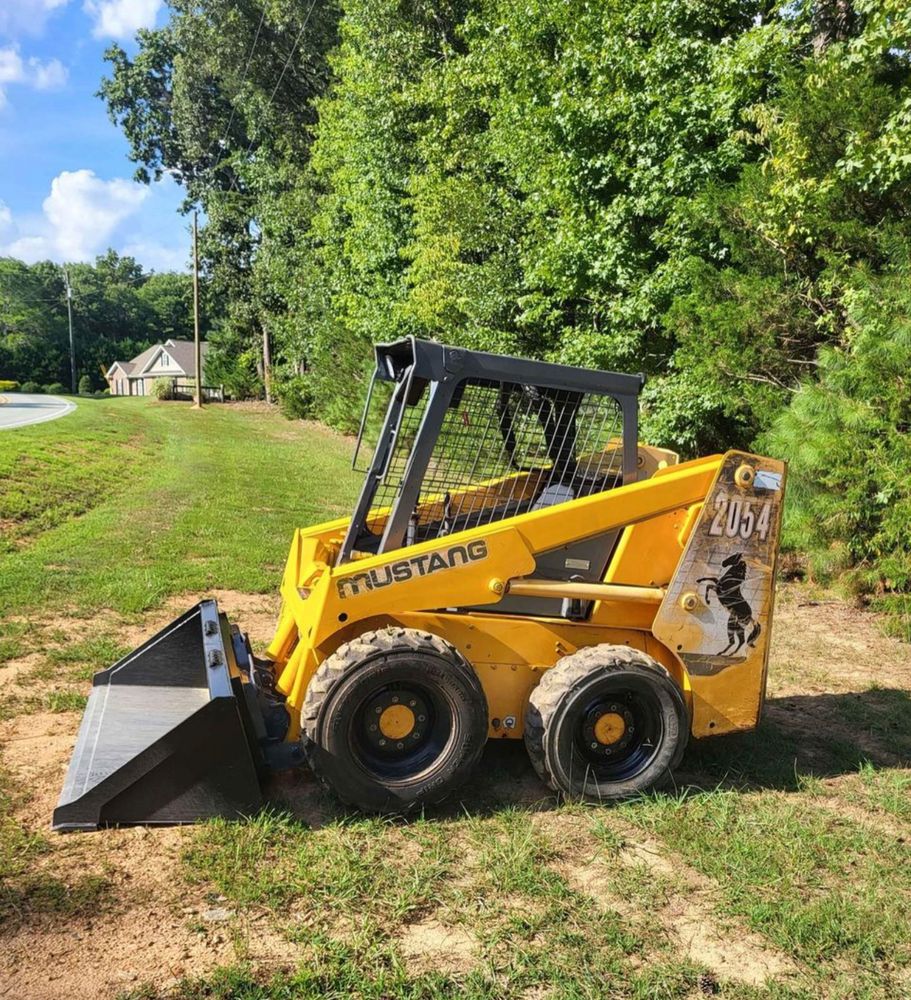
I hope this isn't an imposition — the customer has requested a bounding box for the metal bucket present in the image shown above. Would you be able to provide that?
[53,600,264,831]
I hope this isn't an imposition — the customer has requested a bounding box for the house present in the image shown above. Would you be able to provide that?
[107,339,212,397]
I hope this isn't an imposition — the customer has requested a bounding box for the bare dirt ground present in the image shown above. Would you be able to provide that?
[0,585,909,998]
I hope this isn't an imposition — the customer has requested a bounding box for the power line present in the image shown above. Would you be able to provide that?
[263,0,318,117]
[226,0,320,196]
[212,3,268,168]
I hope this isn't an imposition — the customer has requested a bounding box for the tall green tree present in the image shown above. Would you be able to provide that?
[99,0,340,402]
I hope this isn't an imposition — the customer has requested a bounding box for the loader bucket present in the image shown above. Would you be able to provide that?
[53,600,264,831]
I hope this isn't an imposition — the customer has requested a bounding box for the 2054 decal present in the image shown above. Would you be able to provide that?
[707,495,773,543]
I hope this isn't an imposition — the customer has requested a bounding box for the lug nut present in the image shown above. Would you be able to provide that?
[379,739,386,746]
[591,742,598,750]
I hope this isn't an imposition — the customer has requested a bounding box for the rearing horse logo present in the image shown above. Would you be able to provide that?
[697,552,761,655]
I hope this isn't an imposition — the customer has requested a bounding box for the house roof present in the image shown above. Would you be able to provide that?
[127,344,163,376]
[157,339,210,378]
[107,360,135,377]
[107,339,210,381]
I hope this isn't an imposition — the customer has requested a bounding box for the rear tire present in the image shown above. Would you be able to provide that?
[302,628,488,813]
[525,645,688,802]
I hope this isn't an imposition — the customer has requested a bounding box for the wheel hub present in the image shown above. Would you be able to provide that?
[379,704,415,740]
[593,711,626,745]
[362,688,430,754]
[581,701,636,756]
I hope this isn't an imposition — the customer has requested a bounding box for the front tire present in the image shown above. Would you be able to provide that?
[302,628,488,813]
[525,645,688,802]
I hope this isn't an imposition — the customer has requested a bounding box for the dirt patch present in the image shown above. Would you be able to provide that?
[763,693,907,769]
[553,854,638,919]
[0,844,239,1000]
[805,789,910,842]
[0,599,293,1000]
[0,711,79,827]
[0,583,907,996]
[0,652,44,686]
[156,589,280,652]
[3,590,280,659]
[616,832,800,987]
[398,916,477,975]
[221,400,281,415]
[540,812,800,988]
[769,593,911,696]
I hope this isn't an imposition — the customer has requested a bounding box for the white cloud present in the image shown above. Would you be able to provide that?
[0,45,67,108]
[0,47,24,84]
[84,0,162,40]
[1,169,150,263]
[0,201,12,232]
[121,240,188,272]
[0,0,69,39]
[29,56,67,90]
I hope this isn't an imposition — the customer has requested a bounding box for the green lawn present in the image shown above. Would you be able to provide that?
[0,397,360,617]
[1,399,910,1000]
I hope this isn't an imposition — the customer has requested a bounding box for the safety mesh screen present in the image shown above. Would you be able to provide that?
[364,380,624,547]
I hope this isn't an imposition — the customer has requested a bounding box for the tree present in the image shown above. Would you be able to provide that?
[98,0,341,403]
[0,252,196,387]
[0,258,69,385]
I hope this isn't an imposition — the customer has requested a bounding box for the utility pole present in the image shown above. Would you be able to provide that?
[62,267,76,394]
[192,210,203,408]
[262,324,272,404]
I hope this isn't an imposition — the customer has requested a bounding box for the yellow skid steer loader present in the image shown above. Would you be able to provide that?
[54,338,786,829]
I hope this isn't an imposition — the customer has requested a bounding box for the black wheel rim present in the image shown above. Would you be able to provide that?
[561,676,665,785]
[349,678,454,782]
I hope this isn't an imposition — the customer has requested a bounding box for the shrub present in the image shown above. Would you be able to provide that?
[765,268,911,598]
[0,380,20,392]
[77,375,93,395]
[44,383,67,395]
[19,381,40,394]
[149,377,174,400]
[274,375,314,420]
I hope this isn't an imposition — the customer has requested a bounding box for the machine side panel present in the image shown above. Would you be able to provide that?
[652,451,787,737]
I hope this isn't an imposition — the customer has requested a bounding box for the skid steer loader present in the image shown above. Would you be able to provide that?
[54,338,786,829]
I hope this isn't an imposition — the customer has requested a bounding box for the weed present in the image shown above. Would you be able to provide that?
[44,689,87,712]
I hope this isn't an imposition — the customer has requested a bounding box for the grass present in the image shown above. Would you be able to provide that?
[0,397,360,615]
[175,807,727,1000]
[618,791,911,967]
[1,397,910,999]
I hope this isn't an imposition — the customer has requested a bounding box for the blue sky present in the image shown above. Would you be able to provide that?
[0,0,190,272]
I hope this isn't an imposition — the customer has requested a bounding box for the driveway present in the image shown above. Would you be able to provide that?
[0,392,76,430]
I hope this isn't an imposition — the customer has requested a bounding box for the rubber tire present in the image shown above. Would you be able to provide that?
[525,644,688,802]
[301,627,488,813]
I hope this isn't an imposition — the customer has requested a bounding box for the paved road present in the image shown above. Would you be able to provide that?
[0,392,76,430]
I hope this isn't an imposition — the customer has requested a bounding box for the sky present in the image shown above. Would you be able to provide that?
[0,0,190,273]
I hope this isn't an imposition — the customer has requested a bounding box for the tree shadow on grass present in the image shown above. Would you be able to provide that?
[675,687,911,794]
[267,687,911,826]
